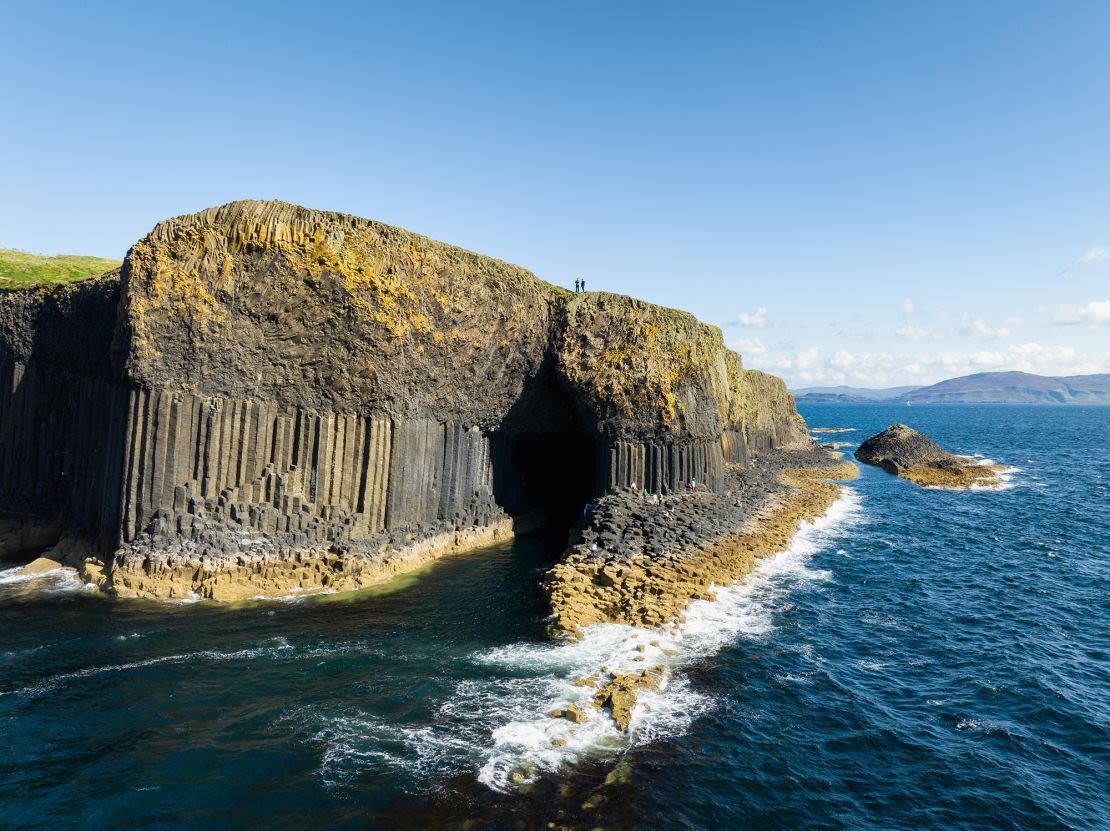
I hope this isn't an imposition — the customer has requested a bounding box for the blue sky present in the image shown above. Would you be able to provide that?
[3,1,1108,387]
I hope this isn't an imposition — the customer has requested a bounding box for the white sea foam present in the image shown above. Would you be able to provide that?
[0,564,85,592]
[470,486,865,791]
[288,488,866,793]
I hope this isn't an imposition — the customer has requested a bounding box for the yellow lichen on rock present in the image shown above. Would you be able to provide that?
[108,519,513,602]
[899,459,1007,488]
[855,424,1010,490]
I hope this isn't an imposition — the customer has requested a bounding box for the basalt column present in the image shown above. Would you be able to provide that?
[1,200,814,591]
[113,391,504,553]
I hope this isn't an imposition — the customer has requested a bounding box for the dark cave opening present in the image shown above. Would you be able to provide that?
[491,366,601,533]
[494,431,599,530]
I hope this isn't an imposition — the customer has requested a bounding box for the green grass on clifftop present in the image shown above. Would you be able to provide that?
[0,248,121,291]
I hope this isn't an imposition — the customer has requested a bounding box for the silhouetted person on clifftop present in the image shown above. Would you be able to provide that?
[574,279,580,292]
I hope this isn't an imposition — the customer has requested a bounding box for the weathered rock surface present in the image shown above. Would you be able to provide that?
[592,665,667,730]
[855,423,1005,488]
[544,449,857,633]
[0,200,813,599]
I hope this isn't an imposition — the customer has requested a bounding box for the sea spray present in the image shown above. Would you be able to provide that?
[281,489,866,793]
[0,564,85,592]
[474,486,865,790]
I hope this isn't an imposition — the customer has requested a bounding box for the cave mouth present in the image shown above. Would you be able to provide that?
[491,366,600,534]
[495,431,598,531]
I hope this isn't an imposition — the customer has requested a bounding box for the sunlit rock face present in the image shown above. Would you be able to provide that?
[0,201,808,597]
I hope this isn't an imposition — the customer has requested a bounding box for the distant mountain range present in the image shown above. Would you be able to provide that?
[793,372,1110,405]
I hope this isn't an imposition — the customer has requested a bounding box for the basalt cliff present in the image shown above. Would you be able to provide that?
[0,200,819,602]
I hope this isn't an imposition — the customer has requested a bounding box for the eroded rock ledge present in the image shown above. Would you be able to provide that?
[545,448,858,634]
[854,423,1007,488]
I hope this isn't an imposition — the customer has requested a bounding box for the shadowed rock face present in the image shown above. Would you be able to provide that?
[0,200,810,596]
[855,424,953,470]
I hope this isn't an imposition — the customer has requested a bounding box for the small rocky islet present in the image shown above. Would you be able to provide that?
[854,423,1008,488]
[0,200,859,732]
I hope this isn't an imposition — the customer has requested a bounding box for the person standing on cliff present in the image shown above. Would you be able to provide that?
[581,278,587,291]
[574,278,580,293]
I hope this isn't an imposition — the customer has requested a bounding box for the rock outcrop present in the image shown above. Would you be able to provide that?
[544,450,857,633]
[855,423,1005,488]
[0,200,813,599]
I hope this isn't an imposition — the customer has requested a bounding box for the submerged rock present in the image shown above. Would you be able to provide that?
[855,423,1004,488]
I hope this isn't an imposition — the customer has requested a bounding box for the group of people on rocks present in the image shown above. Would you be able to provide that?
[621,478,727,516]
[573,278,588,292]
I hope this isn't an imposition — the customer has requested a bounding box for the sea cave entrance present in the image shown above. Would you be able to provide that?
[491,366,601,534]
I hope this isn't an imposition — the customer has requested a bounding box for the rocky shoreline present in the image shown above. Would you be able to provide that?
[108,518,515,601]
[12,516,515,601]
[537,446,856,732]
[544,447,858,635]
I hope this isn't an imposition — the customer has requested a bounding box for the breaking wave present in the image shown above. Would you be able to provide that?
[293,488,865,793]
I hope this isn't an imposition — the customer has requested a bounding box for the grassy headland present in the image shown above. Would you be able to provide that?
[0,248,120,292]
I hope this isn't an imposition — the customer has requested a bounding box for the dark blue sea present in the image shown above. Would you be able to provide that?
[2,404,1108,830]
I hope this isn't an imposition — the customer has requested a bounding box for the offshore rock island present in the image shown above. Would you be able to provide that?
[0,201,852,631]
[855,423,1007,488]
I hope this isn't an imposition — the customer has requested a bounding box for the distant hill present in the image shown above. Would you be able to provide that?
[794,372,1110,405]
[793,385,921,403]
[0,248,121,291]
[900,371,1110,404]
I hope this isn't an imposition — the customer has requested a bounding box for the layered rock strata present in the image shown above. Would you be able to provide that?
[855,423,1006,488]
[0,200,811,599]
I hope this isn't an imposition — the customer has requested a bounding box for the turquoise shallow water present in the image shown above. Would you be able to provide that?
[2,404,1108,830]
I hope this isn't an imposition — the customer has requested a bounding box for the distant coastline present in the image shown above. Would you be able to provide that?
[793,371,1110,405]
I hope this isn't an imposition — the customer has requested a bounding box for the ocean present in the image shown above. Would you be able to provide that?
[2,404,1107,830]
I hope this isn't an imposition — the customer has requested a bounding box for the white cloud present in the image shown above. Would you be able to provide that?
[733,306,767,327]
[961,316,1012,340]
[1053,300,1110,326]
[750,342,1110,387]
[730,336,767,356]
[1060,246,1108,274]
[902,298,916,314]
[1077,247,1108,266]
[895,323,945,341]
